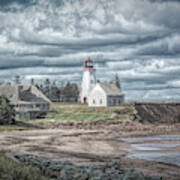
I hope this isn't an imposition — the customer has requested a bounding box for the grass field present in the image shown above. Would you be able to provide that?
[0,103,136,131]
[24,103,135,125]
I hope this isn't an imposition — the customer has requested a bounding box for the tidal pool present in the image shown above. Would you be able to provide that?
[120,135,180,166]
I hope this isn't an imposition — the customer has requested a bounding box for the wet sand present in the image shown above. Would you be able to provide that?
[0,129,180,179]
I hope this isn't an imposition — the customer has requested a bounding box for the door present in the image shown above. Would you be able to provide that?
[83,97,87,104]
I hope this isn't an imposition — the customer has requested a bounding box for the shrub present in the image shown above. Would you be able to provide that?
[0,96,15,125]
[0,153,46,180]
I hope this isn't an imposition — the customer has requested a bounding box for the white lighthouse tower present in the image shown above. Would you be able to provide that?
[80,58,96,104]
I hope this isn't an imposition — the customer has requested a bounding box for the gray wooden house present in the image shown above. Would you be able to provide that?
[0,84,51,120]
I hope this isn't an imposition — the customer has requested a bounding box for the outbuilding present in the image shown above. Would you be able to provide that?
[88,83,124,107]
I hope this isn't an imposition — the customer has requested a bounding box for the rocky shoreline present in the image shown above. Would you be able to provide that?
[14,154,162,180]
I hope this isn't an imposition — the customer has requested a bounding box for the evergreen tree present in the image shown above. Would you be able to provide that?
[31,78,34,85]
[71,83,79,101]
[0,96,15,125]
[44,78,51,98]
[115,74,121,90]
[63,82,79,102]
[63,82,72,102]
[32,79,79,102]
[50,81,61,102]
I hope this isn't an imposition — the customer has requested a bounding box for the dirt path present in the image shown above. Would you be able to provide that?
[0,129,180,179]
[0,129,128,163]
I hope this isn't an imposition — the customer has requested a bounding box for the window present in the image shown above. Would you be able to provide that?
[20,113,24,119]
[100,99,103,104]
[110,99,113,106]
[8,94,13,98]
[113,99,116,105]
[118,99,121,104]
[36,104,41,108]
[93,99,95,104]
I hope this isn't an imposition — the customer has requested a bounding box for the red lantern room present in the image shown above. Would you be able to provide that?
[85,57,94,69]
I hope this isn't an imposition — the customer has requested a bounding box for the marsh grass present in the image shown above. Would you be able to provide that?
[0,125,30,131]
[0,153,46,180]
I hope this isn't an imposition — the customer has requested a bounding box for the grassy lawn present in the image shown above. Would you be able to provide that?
[0,153,46,180]
[22,103,135,126]
[0,103,136,131]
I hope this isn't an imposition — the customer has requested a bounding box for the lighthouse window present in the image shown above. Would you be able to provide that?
[93,99,95,104]
[100,99,103,104]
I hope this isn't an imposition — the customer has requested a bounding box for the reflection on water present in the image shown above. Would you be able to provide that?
[120,135,180,143]
[120,135,180,166]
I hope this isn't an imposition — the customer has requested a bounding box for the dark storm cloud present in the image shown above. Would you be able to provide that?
[0,0,37,12]
[149,0,180,3]
[137,34,180,56]
[0,0,32,6]
[21,31,170,49]
[0,0,180,101]
[0,56,44,70]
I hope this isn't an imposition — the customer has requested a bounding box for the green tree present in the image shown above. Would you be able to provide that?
[50,81,61,102]
[63,82,79,102]
[44,78,51,98]
[0,96,15,125]
[115,74,121,90]
[31,78,35,85]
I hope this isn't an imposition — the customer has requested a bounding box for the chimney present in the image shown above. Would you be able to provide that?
[15,75,21,84]
[17,85,23,100]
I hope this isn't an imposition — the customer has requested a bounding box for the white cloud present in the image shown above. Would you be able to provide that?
[0,0,180,101]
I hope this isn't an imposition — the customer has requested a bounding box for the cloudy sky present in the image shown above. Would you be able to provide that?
[0,0,180,102]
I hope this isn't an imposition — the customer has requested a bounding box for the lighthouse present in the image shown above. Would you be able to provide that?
[80,58,96,104]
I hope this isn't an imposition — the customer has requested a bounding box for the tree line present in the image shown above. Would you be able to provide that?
[14,74,121,103]
[33,74,121,103]
[32,79,79,102]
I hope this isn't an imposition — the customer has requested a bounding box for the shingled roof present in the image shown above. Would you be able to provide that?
[0,84,51,104]
[99,83,123,96]
[20,88,47,103]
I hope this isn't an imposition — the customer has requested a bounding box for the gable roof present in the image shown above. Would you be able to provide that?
[98,83,124,96]
[20,88,47,103]
[0,84,51,104]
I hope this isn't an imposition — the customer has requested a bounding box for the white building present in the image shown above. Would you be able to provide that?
[88,83,124,107]
[80,58,96,103]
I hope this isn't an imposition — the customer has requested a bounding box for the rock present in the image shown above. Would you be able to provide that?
[123,170,145,180]
[13,154,162,180]
[144,176,162,180]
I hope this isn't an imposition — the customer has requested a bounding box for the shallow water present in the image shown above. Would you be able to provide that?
[120,135,180,166]
[131,143,180,151]
[128,151,180,166]
[120,135,180,143]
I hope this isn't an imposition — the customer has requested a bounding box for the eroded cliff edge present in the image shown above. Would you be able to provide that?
[134,103,180,124]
